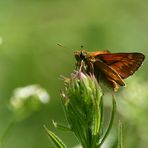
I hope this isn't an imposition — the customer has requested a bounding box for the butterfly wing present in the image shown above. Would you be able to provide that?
[88,50,111,57]
[96,53,145,79]
[93,60,125,86]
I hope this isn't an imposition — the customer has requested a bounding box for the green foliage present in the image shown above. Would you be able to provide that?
[44,125,67,148]
[45,72,117,148]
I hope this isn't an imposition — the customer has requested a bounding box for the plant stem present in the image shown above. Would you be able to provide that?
[0,118,16,148]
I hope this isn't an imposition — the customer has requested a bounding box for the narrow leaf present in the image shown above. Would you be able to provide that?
[99,96,104,136]
[44,125,67,148]
[52,120,71,132]
[118,121,123,148]
[98,96,116,147]
[93,101,101,135]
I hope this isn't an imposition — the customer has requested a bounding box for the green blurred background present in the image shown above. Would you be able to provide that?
[0,0,148,148]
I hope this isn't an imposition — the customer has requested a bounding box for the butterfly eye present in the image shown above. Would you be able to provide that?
[80,51,87,59]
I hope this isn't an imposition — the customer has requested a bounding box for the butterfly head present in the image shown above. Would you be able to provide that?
[74,50,88,62]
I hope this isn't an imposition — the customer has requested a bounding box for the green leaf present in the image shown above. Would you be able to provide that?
[92,92,101,136]
[98,96,116,147]
[44,125,67,148]
[52,120,71,132]
[118,121,123,148]
[99,96,104,136]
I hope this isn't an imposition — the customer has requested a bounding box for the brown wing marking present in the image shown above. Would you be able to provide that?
[98,53,145,79]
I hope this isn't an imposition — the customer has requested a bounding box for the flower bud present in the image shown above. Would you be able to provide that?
[61,71,103,147]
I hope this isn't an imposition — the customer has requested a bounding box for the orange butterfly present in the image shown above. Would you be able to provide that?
[74,50,145,91]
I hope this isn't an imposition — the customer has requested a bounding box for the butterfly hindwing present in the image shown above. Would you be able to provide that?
[93,60,125,86]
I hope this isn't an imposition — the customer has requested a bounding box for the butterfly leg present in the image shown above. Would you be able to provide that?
[107,78,119,92]
[88,62,94,75]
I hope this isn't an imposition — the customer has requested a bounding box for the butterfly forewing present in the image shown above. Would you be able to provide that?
[97,53,145,79]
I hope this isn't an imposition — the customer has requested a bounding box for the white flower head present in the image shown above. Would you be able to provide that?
[9,84,50,120]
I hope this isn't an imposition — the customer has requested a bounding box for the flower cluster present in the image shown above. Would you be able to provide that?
[9,84,50,121]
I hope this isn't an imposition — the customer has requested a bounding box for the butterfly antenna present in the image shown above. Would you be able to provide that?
[57,43,65,48]
[56,43,75,52]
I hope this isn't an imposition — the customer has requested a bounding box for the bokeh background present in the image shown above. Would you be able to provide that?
[0,0,148,148]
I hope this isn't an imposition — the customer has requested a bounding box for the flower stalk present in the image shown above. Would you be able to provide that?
[0,85,49,148]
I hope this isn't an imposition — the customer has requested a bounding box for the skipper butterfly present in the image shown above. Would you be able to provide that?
[74,50,145,91]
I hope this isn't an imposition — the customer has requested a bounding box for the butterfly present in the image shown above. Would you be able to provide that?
[74,50,145,91]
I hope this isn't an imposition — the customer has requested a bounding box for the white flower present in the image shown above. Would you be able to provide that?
[9,84,50,120]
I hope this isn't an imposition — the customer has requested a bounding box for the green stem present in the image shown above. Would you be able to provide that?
[98,97,116,147]
[0,118,16,148]
[118,121,123,148]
